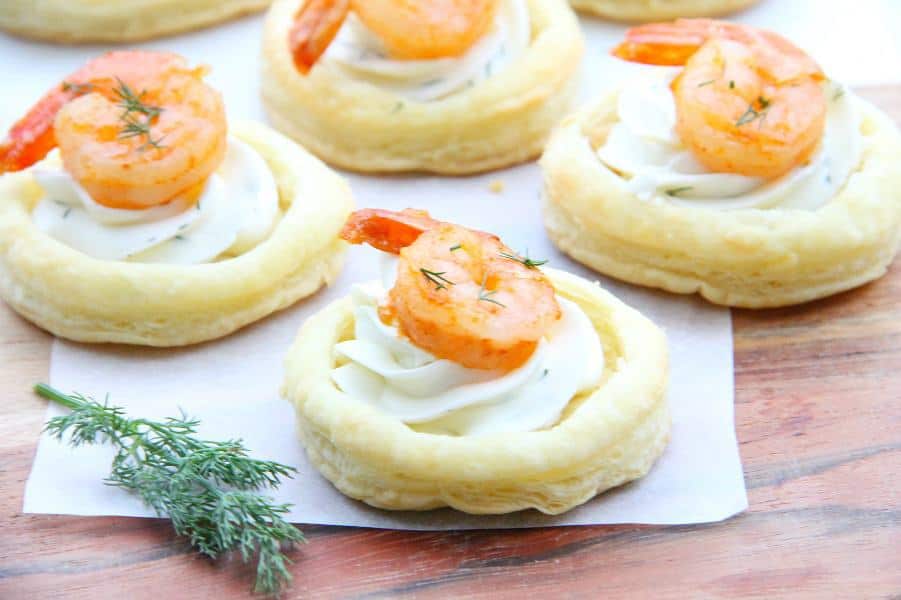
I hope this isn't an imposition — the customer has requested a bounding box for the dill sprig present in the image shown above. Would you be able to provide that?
[113,78,165,151]
[61,81,95,95]
[35,383,303,596]
[736,96,772,127]
[665,186,693,197]
[477,273,505,308]
[420,268,454,290]
[498,250,548,269]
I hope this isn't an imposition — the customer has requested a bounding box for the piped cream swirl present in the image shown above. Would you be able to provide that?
[597,70,864,211]
[331,265,604,437]
[323,0,531,102]
[30,138,280,264]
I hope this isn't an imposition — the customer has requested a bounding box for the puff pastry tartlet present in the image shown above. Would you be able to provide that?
[542,20,901,308]
[262,0,584,174]
[0,0,270,43]
[569,0,758,21]
[0,51,352,346]
[283,209,670,514]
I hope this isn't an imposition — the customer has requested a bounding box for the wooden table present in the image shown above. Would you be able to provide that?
[1,87,899,600]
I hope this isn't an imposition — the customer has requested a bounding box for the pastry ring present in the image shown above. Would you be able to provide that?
[283,268,670,515]
[261,0,584,174]
[0,121,353,346]
[0,0,270,43]
[569,0,759,21]
[541,91,901,308]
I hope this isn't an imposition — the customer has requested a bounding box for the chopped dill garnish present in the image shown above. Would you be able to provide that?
[498,250,548,269]
[697,79,717,87]
[62,81,95,95]
[833,87,845,101]
[729,80,736,89]
[420,268,454,290]
[118,114,166,151]
[477,273,505,308]
[665,186,693,197]
[736,96,772,127]
[113,78,165,151]
[449,244,462,252]
[114,78,162,119]
[391,101,404,113]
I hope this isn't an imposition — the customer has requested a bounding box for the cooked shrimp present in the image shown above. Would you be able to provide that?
[612,19,827,179]
[341,208,561,371]
[289,0,499,73]
[0,51,227,210]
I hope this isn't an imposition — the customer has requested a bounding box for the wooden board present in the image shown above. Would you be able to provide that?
[1,87,899,599]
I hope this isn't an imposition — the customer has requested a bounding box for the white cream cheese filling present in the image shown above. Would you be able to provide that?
[31,137,280,264]
[324,0,531,102]
[331,258,605,436]
[597,69,864,211]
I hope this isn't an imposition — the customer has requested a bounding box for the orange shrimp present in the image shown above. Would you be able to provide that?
[289,0,499,74]
[341,209,561,371]
[0,51,227,210]
[612,19,827,179]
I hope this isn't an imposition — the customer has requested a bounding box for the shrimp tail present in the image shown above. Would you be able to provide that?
[289,0,351,74]
[0,85,80,174]
[340,208,440,254]
[611,19,723,65]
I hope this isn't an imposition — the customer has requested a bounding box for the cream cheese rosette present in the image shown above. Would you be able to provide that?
[0,51,352,346]
[541,20,901,308]
[0,0,270,43]
[283,209,669,515]
[569,0,758,21]
[262,0,584,174]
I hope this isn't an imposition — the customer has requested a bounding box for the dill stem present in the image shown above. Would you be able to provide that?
[34,383,81,410]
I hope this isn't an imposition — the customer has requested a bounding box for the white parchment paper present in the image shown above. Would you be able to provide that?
[24,168,745,527]
[15,0,899,528]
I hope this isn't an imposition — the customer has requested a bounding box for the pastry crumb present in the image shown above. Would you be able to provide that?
[488,179,505,194]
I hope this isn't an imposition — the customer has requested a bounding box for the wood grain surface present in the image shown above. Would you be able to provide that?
[1,87,900,600]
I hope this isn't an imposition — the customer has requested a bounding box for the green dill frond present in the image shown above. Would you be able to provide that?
[477,273,505,308]
[420,268,454,290]
[498,250,548,269]
[34,383,303,597]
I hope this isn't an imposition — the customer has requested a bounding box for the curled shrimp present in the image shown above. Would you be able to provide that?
[289,0,499,73]
[341,209,561,371]
[612,19,827,179]
[0,50,227,210]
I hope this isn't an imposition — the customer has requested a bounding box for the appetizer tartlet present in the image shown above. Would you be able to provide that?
[283,209,670,515]
[0,51,353,346]
[541,19,901,308]
[569,0,759,21]
[261,0,584,174]
[0,0,270,43]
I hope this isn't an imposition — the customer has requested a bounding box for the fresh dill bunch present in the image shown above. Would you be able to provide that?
[35,383,304,596]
